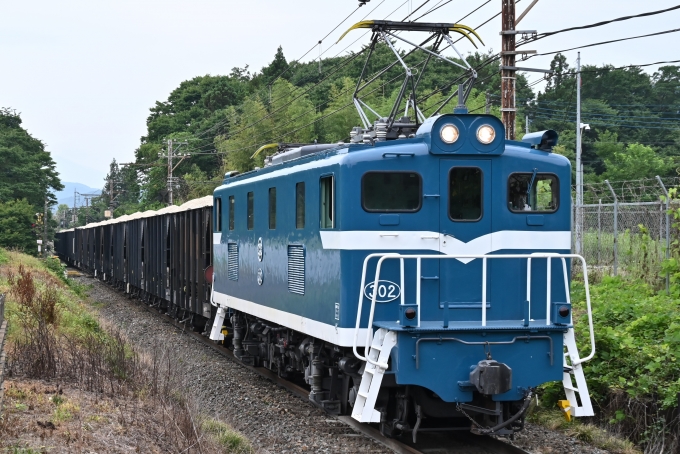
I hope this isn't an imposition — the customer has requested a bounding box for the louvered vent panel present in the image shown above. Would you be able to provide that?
[287,245,305,295]
[228,243,239,281]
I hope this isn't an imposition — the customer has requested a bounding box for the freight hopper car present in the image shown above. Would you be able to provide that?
[56,197,215,327]
[208,115,597,439]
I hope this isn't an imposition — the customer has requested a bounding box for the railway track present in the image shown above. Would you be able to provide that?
[78,273,532,454]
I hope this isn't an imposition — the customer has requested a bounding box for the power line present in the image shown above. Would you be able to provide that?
[179,3,509,162]
[520,4,680,44]
[526,28,680,58]
[190,0,409,145]
[528,106,680,120]
[270,3,364,83]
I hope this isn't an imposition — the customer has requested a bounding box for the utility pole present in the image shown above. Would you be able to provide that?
[43,198,47,258]
[163,139,189,205]
[485,91,491,114]
[167,139,173,205]
[575,52,582,254]
[106,178,115,219]
[72,187,77,227]
[525,114,529,135]
[501,0,517,140]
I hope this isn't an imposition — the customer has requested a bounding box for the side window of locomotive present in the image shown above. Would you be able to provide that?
[508,173,558,212]
[296,182,305,229]
[320,176,334,229]
[269,187,276,229]
[228,196,235,230]
[247,192,254,230]
[214,197,222,232]
[362,172,421,212]
[449,167,482,221]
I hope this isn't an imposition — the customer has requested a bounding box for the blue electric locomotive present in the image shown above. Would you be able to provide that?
[209,115,595,437]
[208,20,595,439]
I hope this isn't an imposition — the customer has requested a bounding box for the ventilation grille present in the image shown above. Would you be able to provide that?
[228,242,239,281]
[287,245,305,295]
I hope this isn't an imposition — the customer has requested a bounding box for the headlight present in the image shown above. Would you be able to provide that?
[476,125,496,144]
[440,124,459,144]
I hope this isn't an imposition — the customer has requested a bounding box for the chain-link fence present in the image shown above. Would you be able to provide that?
[573,177,678,288]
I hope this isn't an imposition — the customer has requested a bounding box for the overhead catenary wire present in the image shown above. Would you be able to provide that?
[167,2,509,162]
[221,49,505,159]
[193,0,481,155]
[189,0,411,146]
[270,3,364,84]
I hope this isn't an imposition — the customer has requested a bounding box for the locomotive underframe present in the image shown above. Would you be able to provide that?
[208,304,528,438]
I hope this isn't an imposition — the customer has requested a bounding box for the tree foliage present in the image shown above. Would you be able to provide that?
[531,54,680,181]
[0,109,62,253]
[0,199,40,254]
[112,47,680,215]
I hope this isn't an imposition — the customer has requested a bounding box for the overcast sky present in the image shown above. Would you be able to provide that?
[2,0,679,189]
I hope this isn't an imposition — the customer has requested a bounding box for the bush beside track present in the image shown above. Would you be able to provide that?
[0,249,251,453]
[536,274,679,453]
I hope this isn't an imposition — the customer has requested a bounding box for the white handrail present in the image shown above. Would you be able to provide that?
[353,253,400,364]
[353,253,596,366]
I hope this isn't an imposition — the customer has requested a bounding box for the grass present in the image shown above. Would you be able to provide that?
[202,419,253,453]
[0,248,250,453]
[580,228,665,288]
[52,401,80,423]
[529,408,640,454]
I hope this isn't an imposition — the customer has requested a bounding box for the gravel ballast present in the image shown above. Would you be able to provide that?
[80,276,613,454]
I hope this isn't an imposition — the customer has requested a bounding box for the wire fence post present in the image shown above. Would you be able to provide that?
[656,175,670,295]
[597,199,602,265]
[605,180,618,276]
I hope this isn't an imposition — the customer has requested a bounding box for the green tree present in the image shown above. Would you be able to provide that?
[0,108,63,207]
[602,143,674,181]
[0,199,39,254]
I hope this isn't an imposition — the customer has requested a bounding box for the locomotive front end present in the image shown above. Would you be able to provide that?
[346,113,595,437]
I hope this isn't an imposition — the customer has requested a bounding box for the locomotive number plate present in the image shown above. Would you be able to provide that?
[363,280,401,303]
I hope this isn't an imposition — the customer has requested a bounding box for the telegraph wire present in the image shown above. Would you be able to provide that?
[401,0,432,21]
[520,4,680,44]
[197,0,465,151]
[412,0,452,21]
[270,3,364,83]
[171,3,518,160]
[524,28,680,58]
[204,2,517,158]
[219,50,507,158]
[190,0,409,145]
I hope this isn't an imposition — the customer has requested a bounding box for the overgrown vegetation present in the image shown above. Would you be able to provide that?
[0,250,250,453]
[535,207,680,453]
[0,108,62,254]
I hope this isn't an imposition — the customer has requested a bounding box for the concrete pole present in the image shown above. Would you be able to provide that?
[43,197,47,258]
[501,0,516,140]
[656,175,670,294]
[168,139,173,205]
[575,52,582,254]
[605,180,617,276]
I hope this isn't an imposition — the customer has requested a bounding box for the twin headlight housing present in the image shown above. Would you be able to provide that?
[439,123,496,145]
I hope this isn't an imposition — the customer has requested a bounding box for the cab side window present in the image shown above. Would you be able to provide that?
[508,173,558,212]
[362,172,421,212]
[320,176,334,229]
[296,182,305,229]
[228,196,235,230]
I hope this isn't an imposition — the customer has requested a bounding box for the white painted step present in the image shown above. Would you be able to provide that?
[352,328,397,423]
[562,328,594,417]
